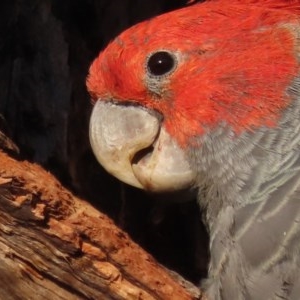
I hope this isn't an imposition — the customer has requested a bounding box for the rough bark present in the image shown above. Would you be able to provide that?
[0,149,204,300]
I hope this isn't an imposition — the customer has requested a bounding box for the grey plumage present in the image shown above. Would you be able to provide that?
[190,79,300,299]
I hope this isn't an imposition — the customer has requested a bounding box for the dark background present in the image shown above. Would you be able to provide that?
[0,0,208,284]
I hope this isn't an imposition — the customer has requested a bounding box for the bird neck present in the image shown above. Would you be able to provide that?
[189,82,300,230]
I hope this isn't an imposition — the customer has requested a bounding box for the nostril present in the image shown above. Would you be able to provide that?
[132,145,154,166]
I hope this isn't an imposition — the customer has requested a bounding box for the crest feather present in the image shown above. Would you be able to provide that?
[205,0,300,13]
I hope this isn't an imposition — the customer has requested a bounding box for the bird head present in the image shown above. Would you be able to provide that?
[87,0,300,193]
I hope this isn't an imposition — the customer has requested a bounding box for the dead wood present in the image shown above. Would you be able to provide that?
[0,150,204,300]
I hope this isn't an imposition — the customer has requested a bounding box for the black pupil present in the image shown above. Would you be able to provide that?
[147,51,175,76]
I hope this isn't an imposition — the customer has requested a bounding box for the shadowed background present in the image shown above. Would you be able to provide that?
[0,0,208,284]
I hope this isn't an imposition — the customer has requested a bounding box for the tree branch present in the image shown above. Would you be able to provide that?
[0,150,204,300]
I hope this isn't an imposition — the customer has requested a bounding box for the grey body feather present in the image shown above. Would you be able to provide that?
[189,79,300,299]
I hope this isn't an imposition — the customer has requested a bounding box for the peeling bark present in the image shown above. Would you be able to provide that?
[0,150,204,300]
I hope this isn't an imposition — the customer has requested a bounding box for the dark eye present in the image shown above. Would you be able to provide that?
[147,51,176,76]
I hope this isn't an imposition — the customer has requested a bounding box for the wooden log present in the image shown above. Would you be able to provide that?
[0,150,204,300]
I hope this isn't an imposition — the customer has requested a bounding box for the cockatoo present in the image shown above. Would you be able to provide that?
[87,1,300,299]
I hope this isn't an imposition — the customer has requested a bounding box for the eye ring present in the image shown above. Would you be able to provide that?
[146,50,177,77]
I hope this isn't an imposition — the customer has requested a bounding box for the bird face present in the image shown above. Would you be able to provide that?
[87,1,300,192]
